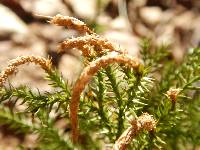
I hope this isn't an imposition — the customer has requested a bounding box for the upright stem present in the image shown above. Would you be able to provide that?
[122,67,141,106]
[105,66,124,138]
[96,72,108,124]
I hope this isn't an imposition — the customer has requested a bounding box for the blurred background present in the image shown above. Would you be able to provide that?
[0,0,199,149]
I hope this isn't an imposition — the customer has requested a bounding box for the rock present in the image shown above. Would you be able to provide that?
[172,11,195,30]
[155,24,174,45]
[96,14,112,27]
[21,0,70,16]
[68,0,96,20]
[58,54,82,82]
[133,22,154,37]
[191,16,200,46]
[132,0,147,7]
[0,133,20,150]
[109,16,131,31]
[193,0,200,8]
[0,34,50,91]
[139,6,163,26]
[23,134,38,148]
[0,4,29,36]
[103,30,139,56]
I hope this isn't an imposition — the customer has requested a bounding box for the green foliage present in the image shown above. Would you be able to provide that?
[36,127,73,150]
[0,105,32,134]
[0,41,199,149]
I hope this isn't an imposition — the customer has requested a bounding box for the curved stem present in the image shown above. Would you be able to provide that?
[0,55,52,86]
[50,14,94,34]
[69,54,141,143]
[58,34,127,55]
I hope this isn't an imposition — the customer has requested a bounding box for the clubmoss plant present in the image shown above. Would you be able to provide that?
[70,54,140,143]
[0,14,199,150]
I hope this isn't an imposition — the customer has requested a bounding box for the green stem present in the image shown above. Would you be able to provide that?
[97,72,106,122]
[47,71,71,96]
[105,66,124,138]
[122,66,141,107]
[182,76,200,91]
[96,72,112,135]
